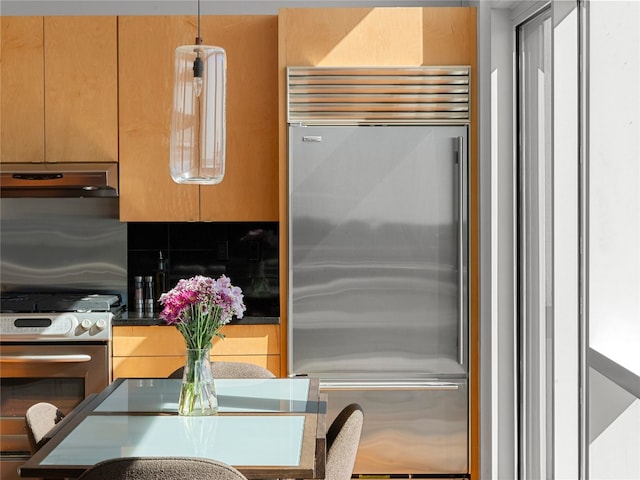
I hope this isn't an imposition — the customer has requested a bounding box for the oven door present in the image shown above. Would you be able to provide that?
[0,342,110,480]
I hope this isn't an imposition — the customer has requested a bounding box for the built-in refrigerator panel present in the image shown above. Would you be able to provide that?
[324,379,468,474]
[288,125,468,378]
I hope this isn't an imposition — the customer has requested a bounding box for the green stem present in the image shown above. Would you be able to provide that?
[178,347,218,416]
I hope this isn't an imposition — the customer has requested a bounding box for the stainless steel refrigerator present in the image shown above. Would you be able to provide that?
[288,123,469,476]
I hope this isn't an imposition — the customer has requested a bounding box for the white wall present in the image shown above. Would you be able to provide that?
[587,0,640,378]
[587,1,640,478]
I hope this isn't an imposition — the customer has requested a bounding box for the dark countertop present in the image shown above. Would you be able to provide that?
[113,312,279,326]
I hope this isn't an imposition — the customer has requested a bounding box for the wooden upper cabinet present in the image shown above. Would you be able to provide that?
[1,17,45,163]
[279,7,476,67]
[0,16,117,164]
[199,16,279,222]
[118,15,279,222]
[44,17,118,163]
[118,16,199,221]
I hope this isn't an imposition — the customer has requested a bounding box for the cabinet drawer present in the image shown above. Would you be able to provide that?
[113,354,281,379]
[112,325,280,356]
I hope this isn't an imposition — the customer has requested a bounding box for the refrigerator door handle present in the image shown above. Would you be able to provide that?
[456,135,467,369]
[321,381,460,391]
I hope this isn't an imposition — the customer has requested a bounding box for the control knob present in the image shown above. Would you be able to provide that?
[79,319,93,331]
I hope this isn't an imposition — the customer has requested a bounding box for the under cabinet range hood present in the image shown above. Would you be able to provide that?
[0,163,119,198]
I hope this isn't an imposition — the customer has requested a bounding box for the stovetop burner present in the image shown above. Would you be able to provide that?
[0,293,122,313]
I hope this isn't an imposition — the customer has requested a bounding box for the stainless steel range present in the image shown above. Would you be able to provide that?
[0,293,120,341]
[0,292,122,480]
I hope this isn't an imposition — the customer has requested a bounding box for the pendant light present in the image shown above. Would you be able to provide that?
[170,0,226,184]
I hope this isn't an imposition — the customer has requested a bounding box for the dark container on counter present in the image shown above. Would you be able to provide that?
[155,251,169,305]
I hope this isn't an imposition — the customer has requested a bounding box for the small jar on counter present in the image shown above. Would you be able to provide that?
[144,276,155,316]
[134,276,144,315]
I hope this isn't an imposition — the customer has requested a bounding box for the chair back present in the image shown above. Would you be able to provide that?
[25,402,65,454]
[76,456,248,480]
[325,403,364,480]
[169,361,275,379]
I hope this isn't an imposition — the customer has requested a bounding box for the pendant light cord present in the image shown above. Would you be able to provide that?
[193,0,203,77]
[195,0,202,45]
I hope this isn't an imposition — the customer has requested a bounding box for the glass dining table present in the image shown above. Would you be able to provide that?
[18,377,327,479]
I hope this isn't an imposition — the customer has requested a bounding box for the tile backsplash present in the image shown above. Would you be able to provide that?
[127,222,279,318]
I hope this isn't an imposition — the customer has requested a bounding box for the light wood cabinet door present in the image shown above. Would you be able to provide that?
[198,16,279,222]
[112,355,281,380]
[0,17,117,164]
[1,17,45,163]
[44,17,118,163]
[118,15,278,222]
[118,16,199,221]
[112,324,281,379]
[280,7,476,67]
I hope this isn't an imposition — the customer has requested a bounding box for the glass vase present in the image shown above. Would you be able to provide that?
[178,347,218,415]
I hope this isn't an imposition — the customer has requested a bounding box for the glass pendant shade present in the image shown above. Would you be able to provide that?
[170,45,226,184]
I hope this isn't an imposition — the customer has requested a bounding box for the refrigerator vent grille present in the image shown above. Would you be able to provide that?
[287,66,470,125]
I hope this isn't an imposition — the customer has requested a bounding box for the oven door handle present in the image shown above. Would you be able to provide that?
[0,354,92,363]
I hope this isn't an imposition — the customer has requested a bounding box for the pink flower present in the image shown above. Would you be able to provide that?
[159,275,246,349]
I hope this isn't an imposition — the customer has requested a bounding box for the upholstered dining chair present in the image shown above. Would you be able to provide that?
[168,361,275,379]
[325,403,364,480]
[76,456,248,480]
[25,402,65,454]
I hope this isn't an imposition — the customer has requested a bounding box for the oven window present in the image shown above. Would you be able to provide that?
[0,378,84,417]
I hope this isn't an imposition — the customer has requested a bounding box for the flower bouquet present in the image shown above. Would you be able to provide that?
[160,275,246,415]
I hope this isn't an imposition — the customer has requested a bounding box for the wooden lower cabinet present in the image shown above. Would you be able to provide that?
[112,324,280,379]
